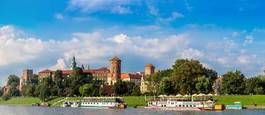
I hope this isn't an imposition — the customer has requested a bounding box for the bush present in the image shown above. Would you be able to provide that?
[2,94,11,101]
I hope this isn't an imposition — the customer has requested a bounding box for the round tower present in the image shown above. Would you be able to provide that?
[144,64,155,76]
[108,56,121,85]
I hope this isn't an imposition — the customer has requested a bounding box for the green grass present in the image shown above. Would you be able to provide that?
[2,95,265,107]
[123,96,151,107]
[0,97,41,105]
[214,95,265,106]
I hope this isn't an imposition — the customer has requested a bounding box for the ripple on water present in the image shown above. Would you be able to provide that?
[0,106,265,115]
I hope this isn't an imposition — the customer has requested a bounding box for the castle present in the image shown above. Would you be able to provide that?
[16,56,155,94]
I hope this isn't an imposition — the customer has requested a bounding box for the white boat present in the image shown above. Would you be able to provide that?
[62,101,80,108]
[145,95,215,111]
[80,97,127,109]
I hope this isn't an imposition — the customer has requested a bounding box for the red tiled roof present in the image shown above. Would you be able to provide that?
[39,69,53,73]
[145,64,154,67]
[121,73,142,79]
[39,67,109,75]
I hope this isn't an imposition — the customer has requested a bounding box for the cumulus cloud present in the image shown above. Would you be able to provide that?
[50,58,67,70]
[243,35,254,46]
[1,25,265,85]
[179,48,204,59]
[54,13,64,20]
[111,5,132,14]
[68,0,136,14]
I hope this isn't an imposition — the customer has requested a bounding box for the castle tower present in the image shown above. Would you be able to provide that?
[107,56,121,85]
[22,69,33,81]
[144,64,155,76]
[19,69,33,91]
[71,56,77,70]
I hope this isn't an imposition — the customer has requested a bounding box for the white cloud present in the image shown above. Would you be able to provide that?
[68,0,135,13]
[180,48,204,59]
[55,13,64,20]
[111,5,132,14]
[243,35,254,46]
[1,25,265,85]
[50,58,67,70]
[156,11,184,24]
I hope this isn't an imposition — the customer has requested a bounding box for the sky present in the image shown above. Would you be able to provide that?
[0,0,265,85]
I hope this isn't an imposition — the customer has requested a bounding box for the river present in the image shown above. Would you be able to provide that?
[0,105,265,115]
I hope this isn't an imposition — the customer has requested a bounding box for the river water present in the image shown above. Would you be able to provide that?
[0,105,265,115]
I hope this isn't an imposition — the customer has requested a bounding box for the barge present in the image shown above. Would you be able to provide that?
[145,94,215,111]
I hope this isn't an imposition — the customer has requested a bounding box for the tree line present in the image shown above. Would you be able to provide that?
[145,59,265,95]
[1,67,140,101]
[1,59,265,101]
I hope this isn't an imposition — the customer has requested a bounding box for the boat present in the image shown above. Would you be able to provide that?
[225,102,242,110]
[80,97,127,109]
[62,101,80,108]
[145,95,215,111]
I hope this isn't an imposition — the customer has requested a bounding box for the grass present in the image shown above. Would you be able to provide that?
[2,95,265,107]
[122,96,151,107]
[0,97,41,105]
[214,95,265,106]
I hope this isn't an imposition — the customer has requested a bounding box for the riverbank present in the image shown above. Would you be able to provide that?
[1,95,265,108]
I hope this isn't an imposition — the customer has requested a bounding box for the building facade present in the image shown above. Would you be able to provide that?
[140,64,156,94]
[37,56,155,88]
[19,69,34,91]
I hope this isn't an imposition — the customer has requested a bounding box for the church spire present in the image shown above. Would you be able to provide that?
[71,56,77,70]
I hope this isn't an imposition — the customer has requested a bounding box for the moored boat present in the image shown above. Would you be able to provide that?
[145,95,215,111]
[80,97,127,109]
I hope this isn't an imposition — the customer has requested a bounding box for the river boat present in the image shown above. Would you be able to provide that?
[80,97,127,109]
[225,102,242,110]
[145,95,215,111]
[62,101,80,108]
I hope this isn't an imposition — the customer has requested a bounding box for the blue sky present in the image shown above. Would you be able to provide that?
[0,0,265,85]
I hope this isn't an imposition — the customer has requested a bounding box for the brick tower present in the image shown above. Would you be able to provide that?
[144,64,155,76]
[107,56,121,85]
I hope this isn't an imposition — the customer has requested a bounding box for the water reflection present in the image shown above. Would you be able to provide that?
[0,105,264,115]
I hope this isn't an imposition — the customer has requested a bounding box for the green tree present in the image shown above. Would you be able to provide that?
[171,59,204,94]
[79,83,93,96]
[112,80,128,96]
[195,76,210,94]
[0,87,2,97]
[53,70,64,96]
[146,69,172,95]
[21,84,36,97]
[79,80,103,96]
[37,77,52,102]
[7,75,20,96]
[68,67,92,96]
[131,85,141,96]
[245,77,264,94]
[221,70,245,94]
[159,77,175,95]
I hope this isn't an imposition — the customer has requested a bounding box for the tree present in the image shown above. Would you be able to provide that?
[21,84,36,97]
[0,87,3,97]
[195,76,210,94]
[159,77,175,95]
[53,70,64,96]
[146,69,172,95]
[68,67,92,96]
[245,77,264,94]
[79,83,93,96]
[131,85,141,96]
[7,75,20,96]
[37,77,51,102]
[221,70,245,94]
[112,80,128,96]
[79,80,103,96]
[7,75,20,86]
[171,59,204,94]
